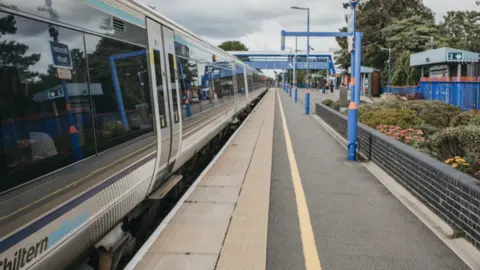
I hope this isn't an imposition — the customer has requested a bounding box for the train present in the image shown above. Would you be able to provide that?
[0,0,270,269]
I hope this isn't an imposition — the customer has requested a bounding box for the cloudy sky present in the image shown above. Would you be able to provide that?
[140,0,479,55]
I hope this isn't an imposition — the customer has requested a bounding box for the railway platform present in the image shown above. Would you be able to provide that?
[125,88,475,270]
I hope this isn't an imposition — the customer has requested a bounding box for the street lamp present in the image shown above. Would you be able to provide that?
[419,35,434,49]
[284,47,293,95]
[380,46,391,94]
[291,6,310,114]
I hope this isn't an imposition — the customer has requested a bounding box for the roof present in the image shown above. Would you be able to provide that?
[228,51,333,57]
[410,47,480,67]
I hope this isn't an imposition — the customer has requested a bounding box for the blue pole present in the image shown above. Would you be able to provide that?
[305,8,310,114]
[62,80,83,161]
[108,56,129,130]
[350,6,356,101]
[289,59,292,97]
[354,32,362,105]
[347,2,359,161]
[347,100,358,161]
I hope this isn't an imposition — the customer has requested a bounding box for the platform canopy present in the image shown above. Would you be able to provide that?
[228,50,336,75]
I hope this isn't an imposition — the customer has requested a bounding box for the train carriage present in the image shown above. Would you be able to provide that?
[0,0,267,269]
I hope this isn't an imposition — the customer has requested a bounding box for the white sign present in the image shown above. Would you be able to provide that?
[447,52,463,61]
[347,9,355,35]
[56,68,72,80]
[48,87,64,100]
[348,36,354,53]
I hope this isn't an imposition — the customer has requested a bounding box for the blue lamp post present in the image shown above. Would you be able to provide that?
[291,6,310,114]
[347,0,360,161]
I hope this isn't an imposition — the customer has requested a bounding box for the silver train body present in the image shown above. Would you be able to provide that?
[0,1,268,269]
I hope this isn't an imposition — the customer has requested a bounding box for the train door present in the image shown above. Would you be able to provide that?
[146,18,171,189]
[161,26,182,172]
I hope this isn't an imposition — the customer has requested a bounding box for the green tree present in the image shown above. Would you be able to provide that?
[0,13,40,117]
[218,40,248,51]
[440,11,480,52]
[334,0,434,86]
[382,15,445,85]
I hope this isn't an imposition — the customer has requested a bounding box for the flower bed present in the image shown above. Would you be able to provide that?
[322,98,480,180]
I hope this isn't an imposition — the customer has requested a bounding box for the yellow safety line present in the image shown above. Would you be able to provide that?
[276,89,322,270]
[0,142,156,222]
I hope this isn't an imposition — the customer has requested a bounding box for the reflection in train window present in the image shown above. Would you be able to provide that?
[236,65,246,96]
[213,67,234,102]
[153,49,167,128]
[201,63,216,111]
[167,54,180,123]
[0,12,95,192]
[177,57,201,120]
[85,34,153,153]
[248,71,254,92]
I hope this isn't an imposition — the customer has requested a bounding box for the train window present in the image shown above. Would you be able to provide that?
[167,53,180,123]
[0,12,95,192]
[236,66,246,96]
[84,34,153,153]
[213,67,234,102]
[153,50,167,129]
[201,63,215,111]
[177,57,201,121]
[0,0,148,46]
[248,72,254,92]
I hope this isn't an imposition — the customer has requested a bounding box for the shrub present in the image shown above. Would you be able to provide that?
[358,100,402,119]
[425,125,480,161]
[321,99,340,111]
[412,123,439,139]
[450,110,480,127]
[406,94,416,100]
[330,101,340,111]
[359,107,424,129]
[377,125,425,148]
[322,99,334,107]
[405,100,461,127]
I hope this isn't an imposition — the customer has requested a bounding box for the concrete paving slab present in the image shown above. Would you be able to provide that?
[135,253,218,270]
[187,187,240,204]
[170,202,234,222]
[149,219,230,254]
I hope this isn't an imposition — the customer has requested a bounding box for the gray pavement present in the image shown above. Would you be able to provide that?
[295,88,339,114]
[267,88,468,270]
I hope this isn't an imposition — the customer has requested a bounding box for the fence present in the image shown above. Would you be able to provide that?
[381,81,480,110]
[315,102,480,250]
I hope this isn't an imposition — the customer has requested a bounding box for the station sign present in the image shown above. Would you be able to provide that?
[56,68,72,80]
[49,41,73,69]
[48,86,64,100]
[447,52,463,61]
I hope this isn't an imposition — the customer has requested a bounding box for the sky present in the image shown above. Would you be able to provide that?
[139,0,479,56]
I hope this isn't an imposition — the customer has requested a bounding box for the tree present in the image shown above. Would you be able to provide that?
[0,14,40,117]
[218,40,248,51]
[334,0,435,86]
[382,15,446,85]
[440,11,480,52]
